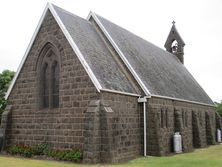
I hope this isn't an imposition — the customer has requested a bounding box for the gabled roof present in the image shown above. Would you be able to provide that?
[6,3,215,106]
[89,14,214,105]
[52,5,140,95]
[5,3,140,99]
[94,15,213,105]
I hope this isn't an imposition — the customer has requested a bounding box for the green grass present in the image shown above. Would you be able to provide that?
[1,144,222,167]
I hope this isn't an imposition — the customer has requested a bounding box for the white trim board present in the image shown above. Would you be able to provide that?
[151,94,216,107]
[48,4,102,92]
[101,88,140,97]
[5,3,102,99]
[99,90,215,107]
[87,12,151,97]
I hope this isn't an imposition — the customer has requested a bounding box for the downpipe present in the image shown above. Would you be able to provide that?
[138,96,150,156]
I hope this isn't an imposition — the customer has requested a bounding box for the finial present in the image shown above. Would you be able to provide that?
[172,20,176,25]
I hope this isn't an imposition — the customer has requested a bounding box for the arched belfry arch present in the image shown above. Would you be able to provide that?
[36,42,61,109]
[171,40,178,54]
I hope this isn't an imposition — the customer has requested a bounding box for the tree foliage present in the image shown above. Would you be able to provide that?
[0,70,15,114]
[217,101,222,116]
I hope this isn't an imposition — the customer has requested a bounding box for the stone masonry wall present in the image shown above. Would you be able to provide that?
[147,97,216,156]
[147,98,175,155]
[6,10,99,151]
[99,92,142,163]
[83,100,101,163]
[205,111,216,145]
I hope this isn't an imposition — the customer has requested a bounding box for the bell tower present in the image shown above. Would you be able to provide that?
[164,21,185,64]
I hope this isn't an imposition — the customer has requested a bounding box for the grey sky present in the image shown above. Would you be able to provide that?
[0,0,221,102]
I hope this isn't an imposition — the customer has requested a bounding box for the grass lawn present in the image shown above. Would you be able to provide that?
[1,144,222,167]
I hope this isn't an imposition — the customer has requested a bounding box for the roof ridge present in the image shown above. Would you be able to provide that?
[94,14,171,54]
[51,3,89,22]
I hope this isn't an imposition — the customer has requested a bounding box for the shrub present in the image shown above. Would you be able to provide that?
[7,145,33,157]
[63,150,82,162]
[32,143,49,155]
[22,147,33,158]
[7,145,22,155]
[45,149,82,162]
[45,149,57,158]
[7,144,82,162]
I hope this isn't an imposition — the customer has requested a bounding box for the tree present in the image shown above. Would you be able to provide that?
[0,70,15,116]
[217,101,222,116]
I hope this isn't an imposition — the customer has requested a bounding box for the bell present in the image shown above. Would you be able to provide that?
[172,45,178,53]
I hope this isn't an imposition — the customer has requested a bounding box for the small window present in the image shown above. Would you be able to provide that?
[182,110,188,128]
[182,110,185,127]
[160,108,168,128]
[199,112,203,126]
[161,109,164,128]
[165,109,168,127]
[185,111,188,127]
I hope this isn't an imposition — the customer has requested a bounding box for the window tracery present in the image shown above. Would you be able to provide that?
[38,43,60,109]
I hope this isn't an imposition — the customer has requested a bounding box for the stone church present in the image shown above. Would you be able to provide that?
[0,3,220,163]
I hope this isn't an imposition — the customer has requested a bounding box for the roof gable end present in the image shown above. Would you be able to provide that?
[5,3,102,99]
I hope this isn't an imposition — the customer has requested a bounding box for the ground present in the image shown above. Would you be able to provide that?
[0,144,222,167]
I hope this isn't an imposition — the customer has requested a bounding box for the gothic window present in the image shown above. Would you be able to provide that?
[42,63,49,108]
[38,43,60,109]
[52,61,59,108]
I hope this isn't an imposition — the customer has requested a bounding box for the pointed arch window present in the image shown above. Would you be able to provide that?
[38,43,60,109]
[42,63,50,108]
[52,61,59,108]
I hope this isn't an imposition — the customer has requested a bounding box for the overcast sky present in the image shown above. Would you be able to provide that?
[0,0,221,102]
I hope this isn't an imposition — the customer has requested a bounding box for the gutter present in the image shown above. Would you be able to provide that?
[138,95,151,156]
